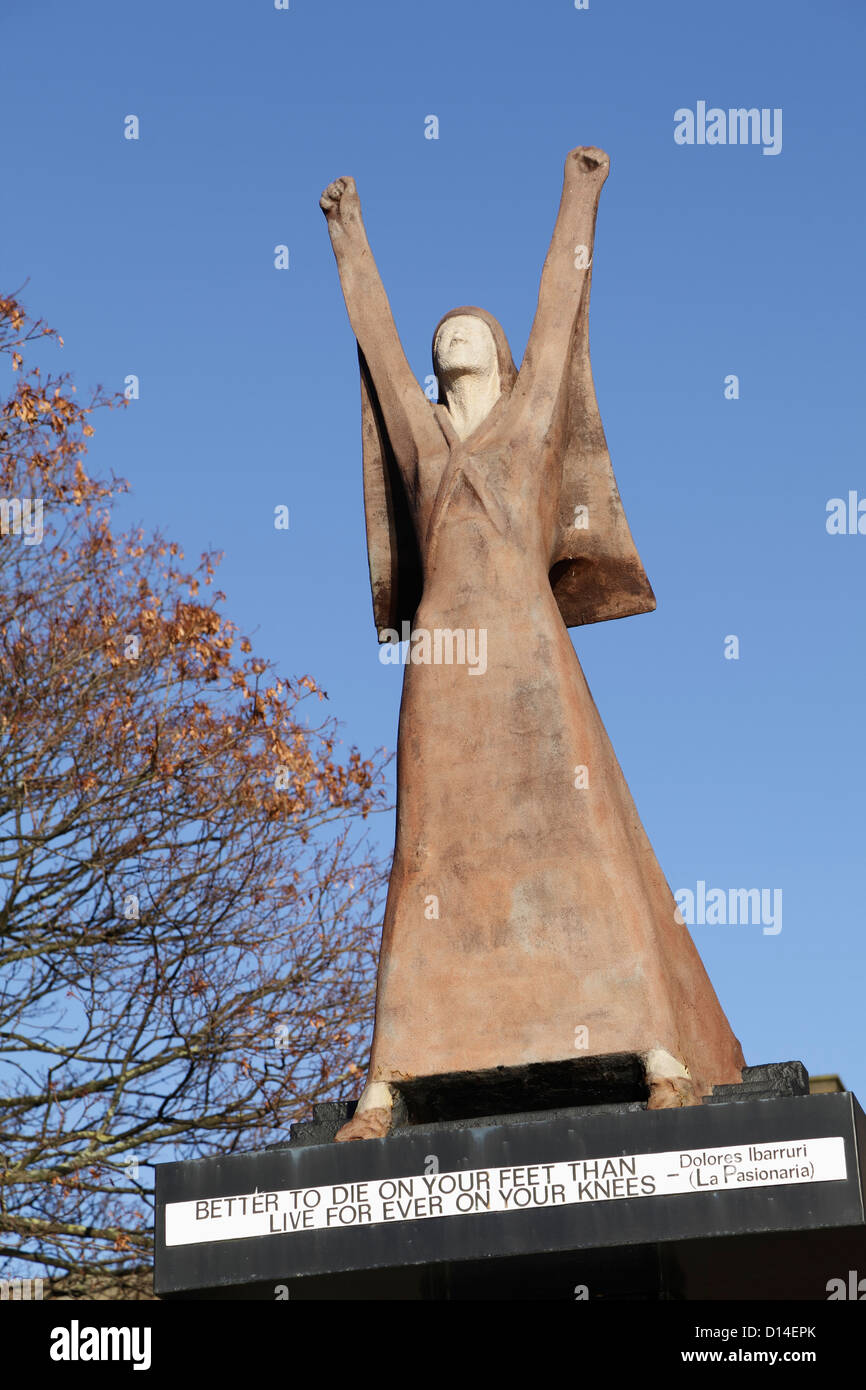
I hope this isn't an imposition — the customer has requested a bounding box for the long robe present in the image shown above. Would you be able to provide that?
[365,390,744,1099]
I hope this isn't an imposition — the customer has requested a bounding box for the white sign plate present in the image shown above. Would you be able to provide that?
[164,1135,847,1247]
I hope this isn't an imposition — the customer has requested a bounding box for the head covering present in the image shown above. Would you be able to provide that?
[430,306,518,403]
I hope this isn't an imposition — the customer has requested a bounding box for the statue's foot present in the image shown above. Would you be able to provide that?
[646,1075,702,1109]
[334,1081,396,1143]
[643,1048,702,1110]
[334,1107,391,1142]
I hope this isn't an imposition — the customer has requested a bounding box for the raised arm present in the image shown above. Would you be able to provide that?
[320,177,439,489]
[510,147,610,432]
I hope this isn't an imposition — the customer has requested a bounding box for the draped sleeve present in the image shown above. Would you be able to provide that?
[547,264,656,627]
[359,344,423,637]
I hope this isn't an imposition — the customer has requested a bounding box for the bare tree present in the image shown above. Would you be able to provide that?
[0,290,387,1294]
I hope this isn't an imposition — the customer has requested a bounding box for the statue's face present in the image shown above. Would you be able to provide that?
[434,315,498,378]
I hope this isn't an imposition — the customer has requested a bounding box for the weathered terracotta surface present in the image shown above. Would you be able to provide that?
[320,150,745,1140]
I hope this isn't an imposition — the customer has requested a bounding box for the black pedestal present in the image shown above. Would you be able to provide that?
[153,1063,866,1300]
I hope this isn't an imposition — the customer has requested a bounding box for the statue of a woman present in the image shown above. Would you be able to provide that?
[320,148,745,1142]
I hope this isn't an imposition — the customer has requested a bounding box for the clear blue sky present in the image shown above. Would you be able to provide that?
[2,0,864,1097]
